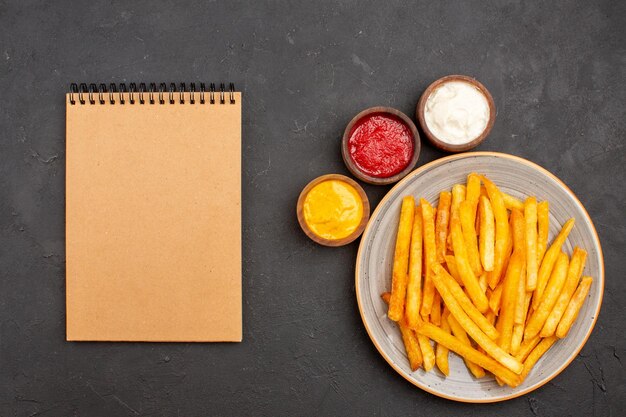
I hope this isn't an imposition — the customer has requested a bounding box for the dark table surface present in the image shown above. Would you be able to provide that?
[1,1,625,416]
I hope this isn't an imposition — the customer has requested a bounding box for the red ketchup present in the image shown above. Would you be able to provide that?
[348,113,414,178]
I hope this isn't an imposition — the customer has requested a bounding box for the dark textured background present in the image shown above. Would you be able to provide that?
[1,1,625,416]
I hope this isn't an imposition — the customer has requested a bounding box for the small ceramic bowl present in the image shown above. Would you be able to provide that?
[297,174,370,247]
[342,107,421,185]
[417,75,496,153]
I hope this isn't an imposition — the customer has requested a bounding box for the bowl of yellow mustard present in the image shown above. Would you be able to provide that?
[297,174,370,246]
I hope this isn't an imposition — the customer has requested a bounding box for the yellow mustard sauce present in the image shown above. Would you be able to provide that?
[303,180,363,240]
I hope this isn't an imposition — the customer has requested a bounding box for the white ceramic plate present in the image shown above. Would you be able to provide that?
[355,152,604,403]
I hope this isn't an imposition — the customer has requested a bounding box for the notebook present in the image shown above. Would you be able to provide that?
[66,82,242,342]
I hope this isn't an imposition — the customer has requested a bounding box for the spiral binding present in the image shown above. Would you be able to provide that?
[69,82,236,105]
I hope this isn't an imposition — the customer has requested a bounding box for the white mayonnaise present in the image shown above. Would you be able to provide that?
[424,81,490,145]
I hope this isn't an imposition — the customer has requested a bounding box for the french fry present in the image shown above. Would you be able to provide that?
[416,322,521,387]
[466,173,481,230]
[524,197,539,290]
[382,293,423,371]
[489,283,503,316]
[430,292,442,326]
[478,195,495,272]
[405,206,424,329]
[520,336,558,381]
[503,193,524,211]
[522,291,533,324]
[460,200,483,276]
[477,310,496,358]
[401,324,424,371]
[479,272,488,293]
[444,255,463,285]
[525,252,569,340]
[536,201,550,266]
[420,199,437,317]
[436,311,451,375]
[556,276,593,338]
[511,292,533,355]
[388,196,415,321]
[435,191,452,263]
[515,335,541,362]
[533,218,575,309]
[448,184,466,251]
[541,248,587,337]
[482,176,509,289]
[474,204,481,240]
[430,267,522,374]
[450,216,489,312]
[496,250,524,352]
[511,209,526,254]
[510,209,528,325]
[451,184,466,217]
[509,210,526,321]
[498,219,515,283]
[447,314,486,378]
[514,270,528,325]
[510,324,524,356]
[431,263,499,339]
[417,332,436,371]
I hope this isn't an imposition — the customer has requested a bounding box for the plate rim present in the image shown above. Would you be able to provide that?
[354,151,605,403]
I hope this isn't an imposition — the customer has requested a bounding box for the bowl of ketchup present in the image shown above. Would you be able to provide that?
[342,107,420,185]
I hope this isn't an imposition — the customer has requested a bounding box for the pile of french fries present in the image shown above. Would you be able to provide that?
[382,173,593,387]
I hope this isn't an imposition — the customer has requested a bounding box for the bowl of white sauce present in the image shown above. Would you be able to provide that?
[417,75,495,152]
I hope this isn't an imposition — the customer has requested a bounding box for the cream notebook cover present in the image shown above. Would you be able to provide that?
[66,83,242,342]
